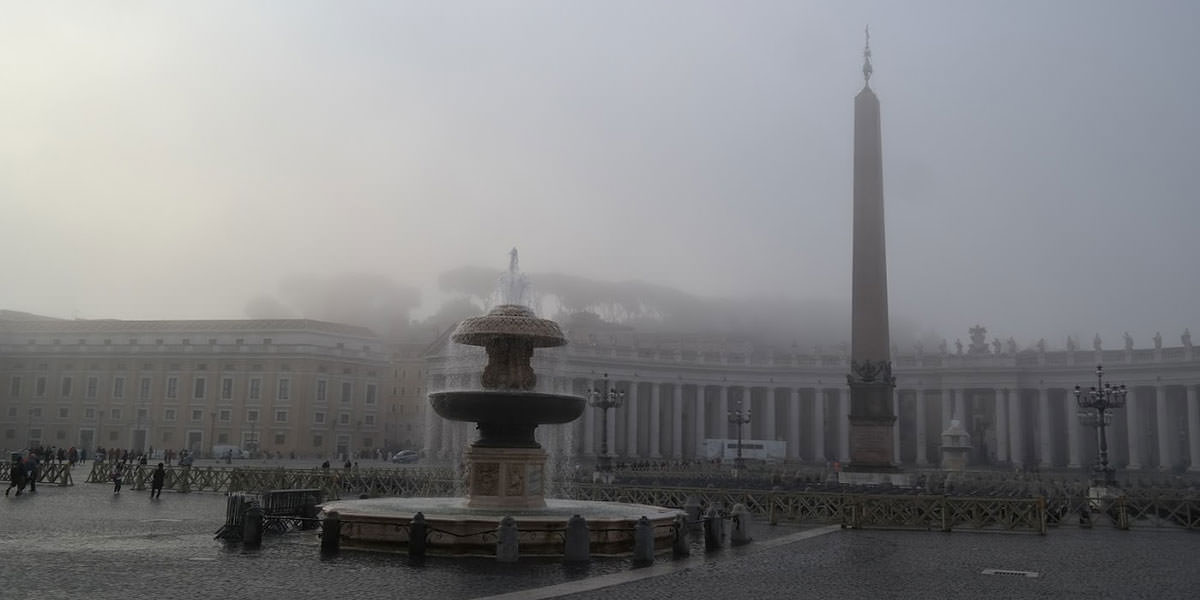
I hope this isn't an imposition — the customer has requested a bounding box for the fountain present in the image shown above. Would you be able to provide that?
[321,250,679,557]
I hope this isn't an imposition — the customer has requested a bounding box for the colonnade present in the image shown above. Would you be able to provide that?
[424,376,1200,472]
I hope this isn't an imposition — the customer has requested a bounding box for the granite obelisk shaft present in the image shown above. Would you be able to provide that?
[846,67,897,470]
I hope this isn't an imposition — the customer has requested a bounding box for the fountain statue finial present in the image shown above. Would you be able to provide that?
[509,247,519,274]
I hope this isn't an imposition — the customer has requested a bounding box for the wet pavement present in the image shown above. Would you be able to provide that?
[3,468,1197,600]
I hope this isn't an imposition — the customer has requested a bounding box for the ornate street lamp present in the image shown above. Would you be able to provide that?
[589,373,624,484]
[1074,364,1128,486]
[728,394,752,475]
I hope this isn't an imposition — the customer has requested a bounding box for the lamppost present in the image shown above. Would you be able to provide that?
[589,373,624,484]
[728,394,752,476]
[1074,364,1128,486]
[209,412,216,459]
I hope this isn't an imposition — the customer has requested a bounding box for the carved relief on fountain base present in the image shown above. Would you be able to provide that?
[465,446,547,510]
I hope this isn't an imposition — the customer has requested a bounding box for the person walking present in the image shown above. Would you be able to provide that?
[111,462,124,494]
[149,463,165,499]
[5,457,25,496]
[25,452,38,494]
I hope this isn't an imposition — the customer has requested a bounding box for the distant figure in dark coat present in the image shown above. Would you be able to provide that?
[111,463,124,494]
[5,459,25,496]
[150,463,166,499]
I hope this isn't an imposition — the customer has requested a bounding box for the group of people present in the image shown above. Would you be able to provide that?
[108,460,166,498]
[4,452,39,496]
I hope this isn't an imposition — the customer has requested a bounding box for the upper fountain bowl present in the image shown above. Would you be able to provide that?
[451,304,567,348]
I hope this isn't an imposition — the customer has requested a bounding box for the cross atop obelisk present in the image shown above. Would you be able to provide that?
[846,27,898,472]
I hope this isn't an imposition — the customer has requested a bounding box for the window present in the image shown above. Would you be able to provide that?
[341,382,352,403]
[9,376,20,398]
[362,437,372,448]
[339,412,350,425]
[30,407,42,418]
[274,433,286,445]
[58,407,69,419]
[137,408,148,420]
[312,434,323,448]
[221,377,233,400]
[193,377,206,399]
[112,377,125,399]
[314,411,326,425]
[219,409,231,422]
[164,408,176,422]
[316,379,327,402]
[7,407,15,417]
[4,430,12,439]
[110,408,120,420]
[35,377,46,397]
[364,414,375,426]
[249,378,262,401]
[247,409,259,423]
[108,430,119,441]
[166,377,178,399]
[84,408,95,419]
[365,384,377,405]
[56,430,66,440]
[162,431,173,442]
[139,377,151,401]
[85,376,97,399]
[217,433,229,444]
[274,410,288,423]
[63,376,75,398]
[277,378,290,401]
[191,409,203,422]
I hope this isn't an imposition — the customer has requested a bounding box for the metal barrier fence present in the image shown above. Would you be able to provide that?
[0,461,74,486]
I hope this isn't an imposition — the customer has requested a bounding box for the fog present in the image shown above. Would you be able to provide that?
[2,2,1197,350]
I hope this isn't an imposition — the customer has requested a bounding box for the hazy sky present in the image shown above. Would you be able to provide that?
[2,1,1197,349]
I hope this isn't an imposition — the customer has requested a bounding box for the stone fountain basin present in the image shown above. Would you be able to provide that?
[321,497,681,557]
[429,391,585,427]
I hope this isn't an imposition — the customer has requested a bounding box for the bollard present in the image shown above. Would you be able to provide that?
[730,503,752,546]
[703,506,723,550]
[242,505,264,547]
[321,511,341,553]
[134,468,147,491]
[684,495,702,525]
[496,516,519,563]
[563,514,590,563]
[632,516,655,566]
[672,513,690,557]
[409,512,427,558]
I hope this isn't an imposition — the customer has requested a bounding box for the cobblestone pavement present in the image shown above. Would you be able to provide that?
[3,471,1196,600]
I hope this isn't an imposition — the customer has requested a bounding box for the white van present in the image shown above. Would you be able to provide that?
[211,445,247,459]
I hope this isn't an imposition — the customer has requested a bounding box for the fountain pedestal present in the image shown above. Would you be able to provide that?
[466,446,547,509]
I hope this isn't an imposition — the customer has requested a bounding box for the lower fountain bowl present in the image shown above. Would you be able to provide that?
[429,391,586,448]
[320,497,681,557]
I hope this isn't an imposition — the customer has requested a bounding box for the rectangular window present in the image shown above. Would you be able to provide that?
[191,409,203,422]
[31,407,42,418]
[35,376,46,397]
[112,376,125,399]
[110,408,121,420]
[364,414,375,426]
[9,376,20,398]
[166,377,178,399]
[365,384,377,405]
[137,408,148,420]
[164,408,177,422]
[193,377,206,399]
[274,410,287,423]
[63,376,75,398]
[217,432,229,444]
[84,407,95,419]
[219,409,231,422]
[85,376,97,399]
[162,431,173,442]
[362,437,372,448]
[341,382,352,403]
[314,411,326,425]
[7,407,15,417]
[221,377,234,400]
[316,379,327,402]
[312,434,323,448]
[274,433,286,445]
[247,409,259,423]
[277,378,290,401]
[249,378,262,401]
[58,407,69,419]
[339,412,350,425]
[139,377,151,401]
[108,430,118,441]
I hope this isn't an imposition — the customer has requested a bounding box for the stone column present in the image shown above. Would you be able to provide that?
[892,390,901,465]
[788,388,802,460]
[1007,389,1024,467]
[914,388,928,466]
[718,386,729,440]
[583,379,595,457]
[1127,388,1142,469]
[813,389,826,462]
[1038,387,1052,468]
[954,389,965,423]
[1155,384,1171,470]
[649,383,662,458]
[694,386,706,458]
[994,391,1009,463]
[1065,389,1082,468]
[764,387,777,443]
[606,384,618,460]
[942,389,953,429]
[838,387,851,462]
[1187,385,1200,472]
[671,385,683,459]
[626,382,639,458]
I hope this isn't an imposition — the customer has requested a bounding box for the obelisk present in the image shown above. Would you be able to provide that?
[846,27,897,472]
